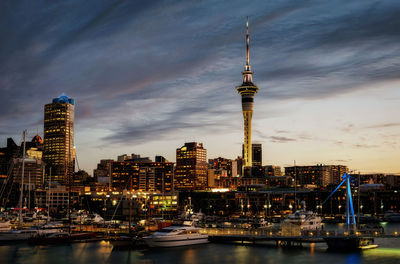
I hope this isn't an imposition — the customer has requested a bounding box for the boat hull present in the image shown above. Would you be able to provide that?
[28,235,70,245]
[324,237,376,251]
[0,231,37,241]
[144,235,209,247]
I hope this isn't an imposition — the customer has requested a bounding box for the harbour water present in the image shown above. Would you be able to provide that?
[0,223,399,264]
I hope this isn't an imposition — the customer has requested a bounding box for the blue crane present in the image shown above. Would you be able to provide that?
[322,173,357,230]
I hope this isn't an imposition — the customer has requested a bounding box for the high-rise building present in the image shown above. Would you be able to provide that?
[208,157,232,177]
[110,161,174,193]
[43,94,75,185]
[242,144,262,167]
[0,138,20,182]
[175,142,207,190]
[236,18,259,168]
[285,164,348,187]
[12,158,45,188]
[263,165,282,177]
[231,157,245,178]
[94,159,113,185]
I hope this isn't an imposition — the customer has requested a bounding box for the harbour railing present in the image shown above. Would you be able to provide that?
[200,227,399,238]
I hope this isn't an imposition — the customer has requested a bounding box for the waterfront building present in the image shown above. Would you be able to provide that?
[43,94,75,185]
[207,168,229,188]
[232,157,245,177]
[116,153,151,162]
[175,142,208,190]
[0,138,20,181]
[285,164,348,187]
[110,161,174,193]
[11,158,45,188]
[264,165,282,177]
[117,154,131,161]
[93,159,113,186]
[155,156,168,163]
[34,184,78,211]
[236,18,259,168]
[208,157,232,177]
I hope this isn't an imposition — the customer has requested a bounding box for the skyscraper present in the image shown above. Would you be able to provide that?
[242,143,262,167]
[236,17,259,167]
[175,142,208,190]
[43,94,75,185]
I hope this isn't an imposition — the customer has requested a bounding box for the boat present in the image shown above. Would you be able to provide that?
[143,225,209,247]
[109,235,134,248]
[0,221,12,232]
[283,210,322,230]
[383,211,400,222]
[28,231,70,245]
[324,236,376,251]
[69,232,97,241]
[0,229,38,242]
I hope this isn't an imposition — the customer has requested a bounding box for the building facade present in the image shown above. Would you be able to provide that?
[43,94,75,185]
[285,164,348,187]
[110,161,174,193]
[175,142,208,190]
[242,144,262,167]
[12,158,45,188]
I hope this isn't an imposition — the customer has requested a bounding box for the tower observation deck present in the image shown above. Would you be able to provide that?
[236,17,259,167]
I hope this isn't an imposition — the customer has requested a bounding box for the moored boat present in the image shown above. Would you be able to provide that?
[143,226,208,247]
[0,229,38,242]
[28,232,70,245]
[283,210,322,231]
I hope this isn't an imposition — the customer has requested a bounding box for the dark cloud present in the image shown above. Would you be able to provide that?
[366,123,400,129]
[270,136,296,143]
[1,0,400,149]
[353,144,378,149]
[333,159,351,163]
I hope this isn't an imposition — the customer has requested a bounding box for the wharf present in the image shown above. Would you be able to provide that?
[203,228,400,249]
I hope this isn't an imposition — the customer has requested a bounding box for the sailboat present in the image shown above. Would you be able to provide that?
[0,131,39,242]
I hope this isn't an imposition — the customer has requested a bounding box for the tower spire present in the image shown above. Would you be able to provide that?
[246,16,250,67]
[242,17,253,84]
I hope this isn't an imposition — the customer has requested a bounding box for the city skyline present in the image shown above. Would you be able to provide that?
[1,1,400,174]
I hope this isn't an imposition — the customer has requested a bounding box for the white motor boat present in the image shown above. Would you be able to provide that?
[143,226,209,247]
[283,211,322,230]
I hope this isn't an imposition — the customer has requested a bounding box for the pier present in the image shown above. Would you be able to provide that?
[203,228,399,249]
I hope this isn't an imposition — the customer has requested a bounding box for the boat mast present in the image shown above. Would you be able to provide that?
[18,130,27,228]
[28,172,31,211]
[129,174,132,232]
[294,160,297,211]
[357,172,360,228]
[47,167,52,223]
[162,172,164,220]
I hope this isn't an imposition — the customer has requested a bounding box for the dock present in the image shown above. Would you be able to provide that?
[203,228,399,249]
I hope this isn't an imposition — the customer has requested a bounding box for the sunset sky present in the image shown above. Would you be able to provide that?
[1,0,400,174]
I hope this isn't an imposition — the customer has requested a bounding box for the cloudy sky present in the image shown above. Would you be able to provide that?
[1,0,400,174]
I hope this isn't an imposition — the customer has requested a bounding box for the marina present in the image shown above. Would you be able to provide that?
[0,223,400,264]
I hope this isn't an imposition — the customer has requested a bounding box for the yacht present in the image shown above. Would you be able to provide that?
[143,226,208,247]
[283,210,322,230]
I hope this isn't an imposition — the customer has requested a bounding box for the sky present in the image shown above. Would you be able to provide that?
[1,0,400,174]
